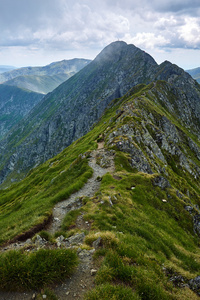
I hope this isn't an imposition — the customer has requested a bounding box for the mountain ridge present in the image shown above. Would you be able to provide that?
[0,58,91,94]
[0,73,200,299]
[0,41,199,187]
[0,41,200,299]
[187,67,200,83]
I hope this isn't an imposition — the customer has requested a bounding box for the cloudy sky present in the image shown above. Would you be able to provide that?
[0,0,200,69]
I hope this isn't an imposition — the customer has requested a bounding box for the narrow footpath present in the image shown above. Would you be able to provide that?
[0,143,115,300]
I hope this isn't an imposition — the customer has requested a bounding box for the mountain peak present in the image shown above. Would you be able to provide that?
[94,41,132,63]
[94,41,157,70]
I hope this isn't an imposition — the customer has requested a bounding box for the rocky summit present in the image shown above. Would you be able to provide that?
[0,41,200,299]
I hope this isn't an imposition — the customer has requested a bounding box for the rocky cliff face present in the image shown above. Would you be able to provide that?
[106,82,200,182]
[0,41,200,186]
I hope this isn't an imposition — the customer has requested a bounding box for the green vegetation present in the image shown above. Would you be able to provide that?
[0,248,78,291]
[82,168,200,299]
[0,85,43,139]
[0,81,200,299]
[85,283,140,300]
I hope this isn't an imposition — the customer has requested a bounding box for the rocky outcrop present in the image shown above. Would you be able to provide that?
[105,80,200,186]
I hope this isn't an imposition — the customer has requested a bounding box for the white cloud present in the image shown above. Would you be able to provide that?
[127,32,169,49]
[178,17,200,48]
[0,0,200,68]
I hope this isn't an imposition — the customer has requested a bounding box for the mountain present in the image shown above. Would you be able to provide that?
[0,65,16,73]
[3,73,71,94]
[0,41,200,187]
[0,67,200,298]
[0,41,158,184]
[0,59,91,94]
[0,84,43,139]
[187,67,200,83]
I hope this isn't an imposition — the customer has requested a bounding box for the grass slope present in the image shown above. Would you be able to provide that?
[4,73,72,94]
[186,67,200,84]
[0,83,200,298]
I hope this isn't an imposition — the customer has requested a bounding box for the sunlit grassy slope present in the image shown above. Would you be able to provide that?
[1,82,200,299]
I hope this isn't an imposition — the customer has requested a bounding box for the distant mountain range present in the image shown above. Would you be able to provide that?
[0,59,91,94]
[0,65,16,73]
[187,67,200,83]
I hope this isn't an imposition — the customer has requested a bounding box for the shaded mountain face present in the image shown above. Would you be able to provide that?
[187,67,200,84]
[0,41,200,186]
[0,85,43,139]
[0,59,91,94]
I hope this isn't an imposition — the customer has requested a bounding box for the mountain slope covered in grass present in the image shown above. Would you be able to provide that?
[4,73,71,94]
[0,80,200,299]
[0,84,43,139]
[0,58,91,94]
[187,67,200,84]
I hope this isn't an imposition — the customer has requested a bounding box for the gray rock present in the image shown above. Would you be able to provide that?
[193,215,200,236]
[35,235,46,246]
[68,232,85,245]
[189,276,200,293]
[56,235,65,243]
[152,176,171,189]
[185,206,193,214]
[92,237,102,249]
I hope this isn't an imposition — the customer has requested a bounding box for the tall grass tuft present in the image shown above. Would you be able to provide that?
[85,283,140,300]
[0,248,78,291]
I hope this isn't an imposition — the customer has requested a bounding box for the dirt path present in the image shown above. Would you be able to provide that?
[47,148,115,235]
[0,146,115,300]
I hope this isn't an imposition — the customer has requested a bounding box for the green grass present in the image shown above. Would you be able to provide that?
[0,77,120,244]
[0,248,78,291]
[0,81,200,299]
[61,209,81,231]
[85,283,140,300]
[81,170,200,299]
[81,154,200,300]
